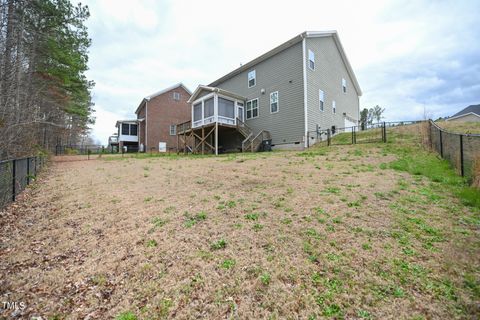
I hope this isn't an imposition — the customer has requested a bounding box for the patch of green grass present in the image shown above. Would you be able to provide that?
[252,223,264,231]
[324,186,341,194]
[244,213,259,221]
[357,309,372,319]
[385,144,480,209]
[322,304,342,317]
[210,239,227,250]
[184,211,207,227]
[152,217,167,228]
[115,311,137,320]
[362,243,372,250]
[221,259,236,269]
[281,218,292,224]
[146,239,157,248]
[226,200,236,208]
[260,272,271,285]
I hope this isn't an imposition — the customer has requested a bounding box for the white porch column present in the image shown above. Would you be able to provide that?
[214,93,218,123]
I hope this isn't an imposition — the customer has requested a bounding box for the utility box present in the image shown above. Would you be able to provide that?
[261,139,272,152]
[158,142,167,152]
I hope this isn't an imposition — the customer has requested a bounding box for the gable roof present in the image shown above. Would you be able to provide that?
[208,31,362,96]
[451,104,480,118]
[188,85,247,103]
[135,83,192,114]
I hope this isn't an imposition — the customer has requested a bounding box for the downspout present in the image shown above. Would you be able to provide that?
[301,34,309,149]
[145,99,148,150]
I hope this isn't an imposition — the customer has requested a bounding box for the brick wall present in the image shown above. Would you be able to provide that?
[139,86,191,151]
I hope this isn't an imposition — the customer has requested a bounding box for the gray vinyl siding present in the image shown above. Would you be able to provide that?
[214,42,305,145]
[305,37,360,133]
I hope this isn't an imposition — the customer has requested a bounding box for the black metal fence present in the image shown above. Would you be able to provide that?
[307,121,423,147]
[0,155,47,211]
[429,120,480,182]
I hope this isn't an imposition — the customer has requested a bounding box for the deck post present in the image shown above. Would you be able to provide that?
[215,122,218,156]
[201,127,205,155]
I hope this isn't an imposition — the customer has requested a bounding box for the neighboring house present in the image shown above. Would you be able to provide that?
[135,83,191,152]
[446,104,480,122]
[182,30,362,153]
[115,120,139,152]
[108,133,119,151]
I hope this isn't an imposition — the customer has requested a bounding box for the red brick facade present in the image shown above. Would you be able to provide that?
[136,85,191,151]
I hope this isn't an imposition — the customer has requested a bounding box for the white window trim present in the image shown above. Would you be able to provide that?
[342,78,347,94]
[308,49,315,70]
[169,124,176,135]
[332,100,336,114]
[173,92,180,100]
[319,89,324,112]
[248,70,256,88]
[246,98,259,120]
[270,91,279,114]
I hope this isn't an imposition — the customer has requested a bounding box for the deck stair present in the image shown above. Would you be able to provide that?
[236,118,271,152]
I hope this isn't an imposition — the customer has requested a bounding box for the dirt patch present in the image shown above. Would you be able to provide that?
[1,146,479,319]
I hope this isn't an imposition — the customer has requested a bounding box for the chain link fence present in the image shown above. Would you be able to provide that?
[429,120,480,183]
[0,155,47,211]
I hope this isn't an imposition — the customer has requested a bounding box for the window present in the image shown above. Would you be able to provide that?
[248,70,256,88]
[308,49,315,70]
[319,90,324,111]
[130,124,138,136]
[169,124,176,135]
[121,123,129,135]
[173,92,180,100]
[342,78,347,93]
[218,97,235,118]
[246,98,259,119]
[332,100,336,114]
[270,91,278,113]
[204,98,214,118]
[193,103,202,121]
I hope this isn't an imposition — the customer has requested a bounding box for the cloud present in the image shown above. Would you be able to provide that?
[82,0,480,143]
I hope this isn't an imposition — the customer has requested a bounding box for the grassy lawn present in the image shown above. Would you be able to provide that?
[0,125,479,319]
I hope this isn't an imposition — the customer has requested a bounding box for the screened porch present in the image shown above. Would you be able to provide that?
[190,87,245,129]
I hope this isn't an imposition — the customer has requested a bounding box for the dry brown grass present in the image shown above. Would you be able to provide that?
[435,120,480,134]
[0,147,479,319]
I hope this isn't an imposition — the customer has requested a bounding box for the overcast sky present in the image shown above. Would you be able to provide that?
[82,0,480,144]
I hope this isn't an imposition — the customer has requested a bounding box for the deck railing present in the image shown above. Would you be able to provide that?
[176,120,192,134]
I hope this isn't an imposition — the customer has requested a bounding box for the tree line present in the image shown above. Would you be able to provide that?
[0,0,94,160]
[360,105,385,130]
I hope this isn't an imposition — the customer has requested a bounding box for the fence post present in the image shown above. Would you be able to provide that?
[383,122,387,142]
[429,121,433,150]
[27,157,30,185]
[439,130,443,158]
[459,134,464,177]
[87,148,91,160]
[327,129,331,146]
[306,131,310,148]
[12,159,16,202]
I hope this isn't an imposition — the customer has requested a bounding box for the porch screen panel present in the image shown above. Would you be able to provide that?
[218,98,234,118]
[204,98,214,118]
[130,124,138,136]
[122,123,129,135]
[193,103,202,121]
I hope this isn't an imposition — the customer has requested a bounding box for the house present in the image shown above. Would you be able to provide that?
[135,83,191,152]
[108,133,119,151]
[115,120,139,152]
[446,104,480,122]
[178,31,362,154]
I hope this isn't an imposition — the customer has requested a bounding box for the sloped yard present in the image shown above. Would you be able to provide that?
[1,136,479,319]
